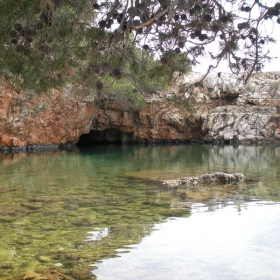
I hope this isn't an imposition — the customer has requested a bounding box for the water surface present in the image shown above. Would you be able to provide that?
[0,144,280,279]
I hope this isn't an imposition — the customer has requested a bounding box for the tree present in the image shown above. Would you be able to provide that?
[0,0,279,93]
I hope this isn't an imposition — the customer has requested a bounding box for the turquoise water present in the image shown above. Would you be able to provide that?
[0,144,280,279]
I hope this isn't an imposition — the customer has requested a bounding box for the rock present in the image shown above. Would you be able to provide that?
[0,187,17,193]
[71,217,95,227]
[13,270,74,280]
[37,256,51,263]
[16,238,33,245]
[21,202,44,210]
[0,263,13,269]
[0,78,95,149]
[23,272,40,280]
[23,271,39,280]
[32,234,46,240]
[170,202,193,209]
[0,216,16,223]
[1,72,280,147]
[88,72,280,144]
[163,172,246,187]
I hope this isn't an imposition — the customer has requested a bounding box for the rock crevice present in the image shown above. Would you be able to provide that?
[1,71,280,150]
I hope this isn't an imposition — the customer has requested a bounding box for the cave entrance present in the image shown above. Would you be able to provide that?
[77,129,134,146]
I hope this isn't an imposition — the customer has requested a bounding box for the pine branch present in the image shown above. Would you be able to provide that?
[131,0,180,31]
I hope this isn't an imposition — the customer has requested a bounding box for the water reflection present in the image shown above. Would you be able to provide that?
[96,202,280,280]
[0,144,280,279]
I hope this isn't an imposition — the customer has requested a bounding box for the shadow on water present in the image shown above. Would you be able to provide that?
[0,144,280,279]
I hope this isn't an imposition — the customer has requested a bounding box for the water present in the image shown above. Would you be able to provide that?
[0,144,280,279]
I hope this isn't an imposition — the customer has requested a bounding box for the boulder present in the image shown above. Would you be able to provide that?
[163,172,246,187]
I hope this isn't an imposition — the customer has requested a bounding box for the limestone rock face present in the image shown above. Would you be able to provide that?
[1,71,280,149]
[204,72,280,143]
[0,79,95,150]
[170,71,280,144]
[90,71,280,144]
[90,92,205,143]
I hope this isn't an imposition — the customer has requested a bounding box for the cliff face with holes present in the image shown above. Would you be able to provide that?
[0,79,95,152]
[86,91,205,144]
[170,71,280,144]
[87,71,280,144]
[1,71,280,151]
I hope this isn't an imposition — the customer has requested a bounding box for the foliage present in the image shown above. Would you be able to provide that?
[0,0,279,93]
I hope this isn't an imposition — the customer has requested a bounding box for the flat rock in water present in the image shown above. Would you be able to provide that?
[163,172,246,187]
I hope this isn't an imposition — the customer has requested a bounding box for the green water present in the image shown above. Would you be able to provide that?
[1,144,280,279]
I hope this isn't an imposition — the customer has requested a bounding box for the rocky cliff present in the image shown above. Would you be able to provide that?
[0,79,95,151]
[87,71,280,144]
[1,71,280,151]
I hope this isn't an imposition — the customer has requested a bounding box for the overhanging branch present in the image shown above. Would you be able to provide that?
[131,0,180,31]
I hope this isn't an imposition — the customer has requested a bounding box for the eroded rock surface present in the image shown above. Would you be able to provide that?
[89,71,280,144]
[11,270,74,280]
[171,71,280,144]
[0,79,95,151]
[1,71,280,149]
[163,172,246,187]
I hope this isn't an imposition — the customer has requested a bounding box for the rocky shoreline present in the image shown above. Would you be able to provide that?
[0,142,76,153]
[1,71,280,151]
[1,137,279,154]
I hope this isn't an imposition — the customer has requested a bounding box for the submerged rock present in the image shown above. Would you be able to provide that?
[163,172,246,187]
[16,238,33,245]
[12,270,74,280]
[0,216,16,223]
[37,255,51,263]
[21,202,44,210]
[170,201,193,209]
[0,263,13,269]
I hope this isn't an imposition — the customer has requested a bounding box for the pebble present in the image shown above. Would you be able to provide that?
[37,256,51,263]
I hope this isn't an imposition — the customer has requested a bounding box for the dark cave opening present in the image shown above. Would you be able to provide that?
[77,129,135,146]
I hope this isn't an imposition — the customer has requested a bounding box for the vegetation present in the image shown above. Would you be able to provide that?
[0,0,279,94]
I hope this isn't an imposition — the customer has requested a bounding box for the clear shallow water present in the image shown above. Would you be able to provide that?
[96,203,280,280]
[0,144,280,279]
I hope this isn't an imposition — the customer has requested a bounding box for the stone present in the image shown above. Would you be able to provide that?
[23,271,40,280]
[0,216,16,222]
[89,72,280,144]
[21,202,44,210]
[17,238,33,245]
[0,78,95,149]
[0,263,13,269]
[163,172,246,187]
[13,270,74,280]
[170,202,193,209]
[37,256,51,263]
[1,72,280,147]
